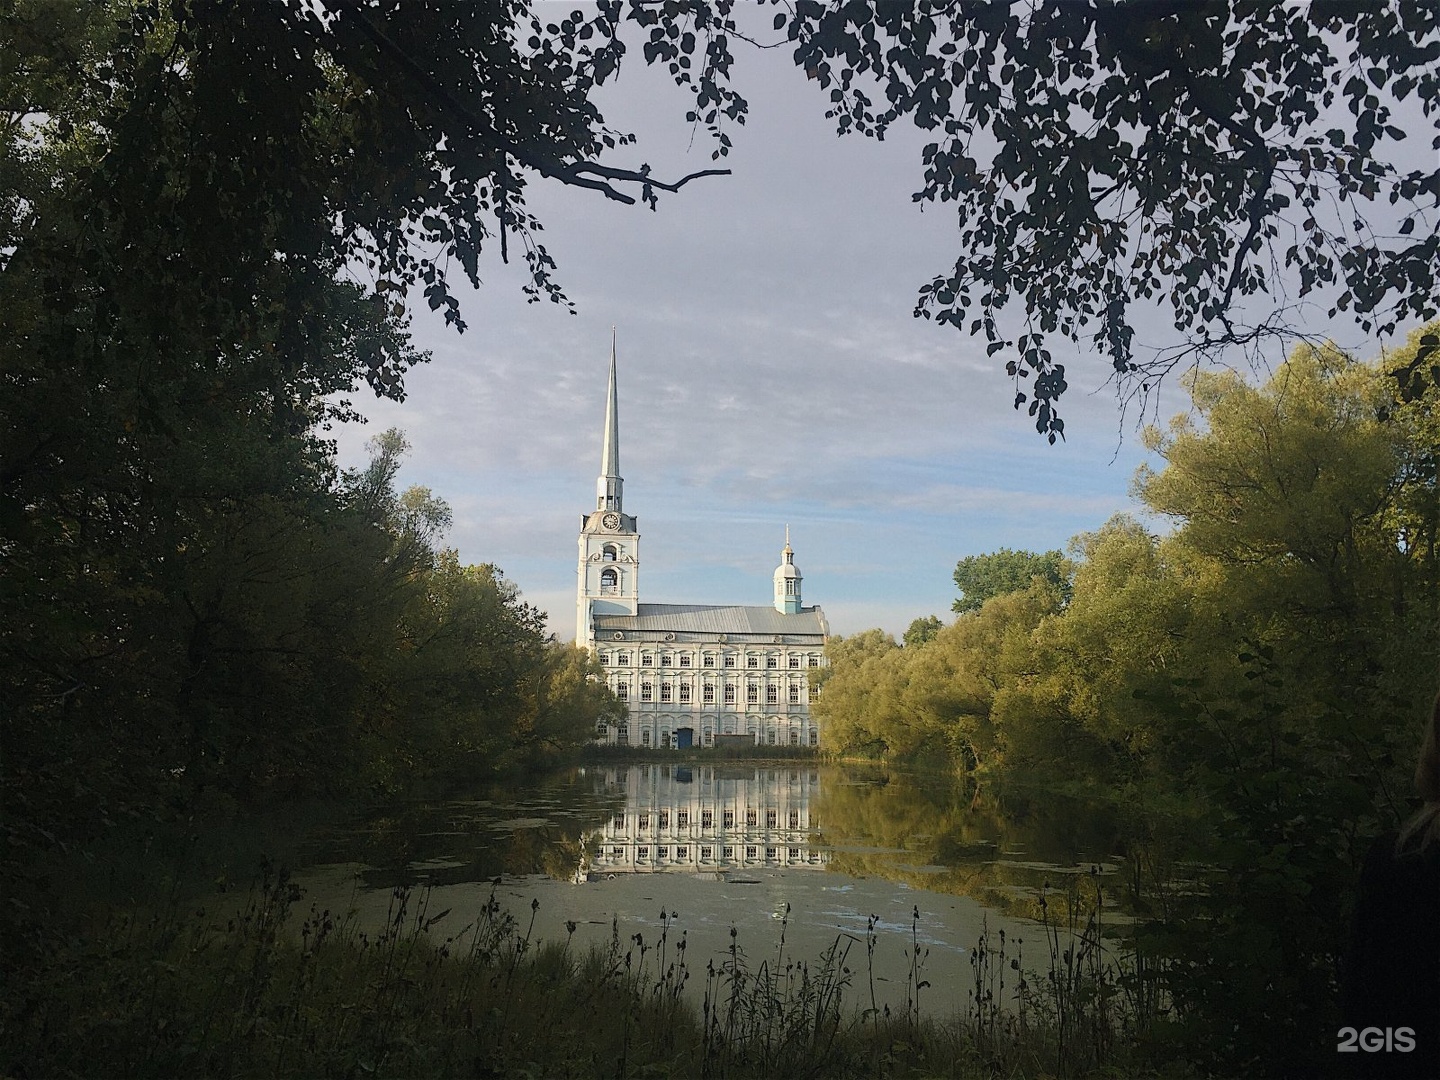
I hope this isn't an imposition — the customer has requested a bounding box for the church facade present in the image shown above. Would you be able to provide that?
[577,338,829,749]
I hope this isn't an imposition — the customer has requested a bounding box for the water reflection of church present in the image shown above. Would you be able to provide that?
[584,765,830,875]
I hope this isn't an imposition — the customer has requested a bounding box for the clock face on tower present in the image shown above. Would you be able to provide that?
[602,513,621,531]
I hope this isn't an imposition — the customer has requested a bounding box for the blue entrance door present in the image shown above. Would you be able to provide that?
[675,727,694,749]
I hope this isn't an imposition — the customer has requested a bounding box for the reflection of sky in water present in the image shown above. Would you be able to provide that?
[290,762,1128,1018]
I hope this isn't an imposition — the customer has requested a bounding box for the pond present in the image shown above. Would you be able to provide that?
[291,761,1132,1019]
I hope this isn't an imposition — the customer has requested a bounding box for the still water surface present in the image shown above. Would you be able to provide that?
[292,762,1128,1018]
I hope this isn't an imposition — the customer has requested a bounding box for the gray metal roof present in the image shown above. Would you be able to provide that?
[594,604,828,638]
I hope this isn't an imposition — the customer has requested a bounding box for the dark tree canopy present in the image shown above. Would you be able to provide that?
[9,1,1433,438]
[1,0,745,388]
[2,0,647,858]
[767,0,1440,439]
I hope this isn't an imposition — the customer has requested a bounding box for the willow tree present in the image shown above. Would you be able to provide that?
[1105,335,1439,1076]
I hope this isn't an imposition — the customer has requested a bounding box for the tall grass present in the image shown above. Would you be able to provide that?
[964,868,1188,1079]
[1,862,1177,1079]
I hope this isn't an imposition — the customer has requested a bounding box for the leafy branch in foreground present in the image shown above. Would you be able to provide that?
[769,0,1439,438]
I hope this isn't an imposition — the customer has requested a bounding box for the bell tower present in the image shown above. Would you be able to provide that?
[773,526,802,615]
[577,330,640,647]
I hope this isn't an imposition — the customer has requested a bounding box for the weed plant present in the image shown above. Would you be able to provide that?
[2,861,1179,1079]
[963,869,1190,1079]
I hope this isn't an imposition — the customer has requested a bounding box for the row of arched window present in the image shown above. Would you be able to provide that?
[612,806,808,832]
[600,650,821,670]
[608,724,819,748]
[592,844,822,867]
[612,680,814,705]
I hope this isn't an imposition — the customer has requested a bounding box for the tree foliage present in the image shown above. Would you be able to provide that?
[809,630,903,758]
[951,547,1069,613]
[902,614,943,647]
[4,0,668,846]
[815,329,1440,1075]
[2,421,618,916]
[827,329,1438,786]
[8,0,1433,454]
[771,0,1440,438]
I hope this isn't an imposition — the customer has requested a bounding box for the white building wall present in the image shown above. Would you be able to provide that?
[594,640,825,748]
[576,511,640,645]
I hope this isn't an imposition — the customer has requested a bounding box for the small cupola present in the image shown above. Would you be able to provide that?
[773,526,802,614]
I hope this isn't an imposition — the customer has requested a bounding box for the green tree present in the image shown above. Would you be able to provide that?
[910,581,1062,773]
[1136,341,1429,715]
[800,332,1439,1074]
[1378,323,1440,630]
[952,548,1069,613]
[811,630,904,757]
[902,615,942,648]
[816,585,1063,770]
[1105,340,1437,1076]
[528,642,627,761]
[988,517,1189,781]
[0,0,738,842]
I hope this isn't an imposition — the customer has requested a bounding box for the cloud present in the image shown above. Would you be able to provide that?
[328,26,1385,644]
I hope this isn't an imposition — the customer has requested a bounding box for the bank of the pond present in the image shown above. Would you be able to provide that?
[16,755,600,927]
[0,868,1168,1080]
[1,759,1289,1080]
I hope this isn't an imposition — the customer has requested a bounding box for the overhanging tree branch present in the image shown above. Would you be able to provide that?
[321,0,730,210]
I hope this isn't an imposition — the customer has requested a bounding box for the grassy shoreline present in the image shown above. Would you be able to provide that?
[0,764,1222,1078]
[2,856,1180,1080]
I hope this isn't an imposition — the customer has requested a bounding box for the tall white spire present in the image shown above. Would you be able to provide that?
[579,327,639,643]
[596,327,623,512]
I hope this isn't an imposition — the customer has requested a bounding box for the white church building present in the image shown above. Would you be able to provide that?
[577,337,828,749]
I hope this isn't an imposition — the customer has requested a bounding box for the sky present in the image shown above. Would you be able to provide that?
[328,14,1401,643]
